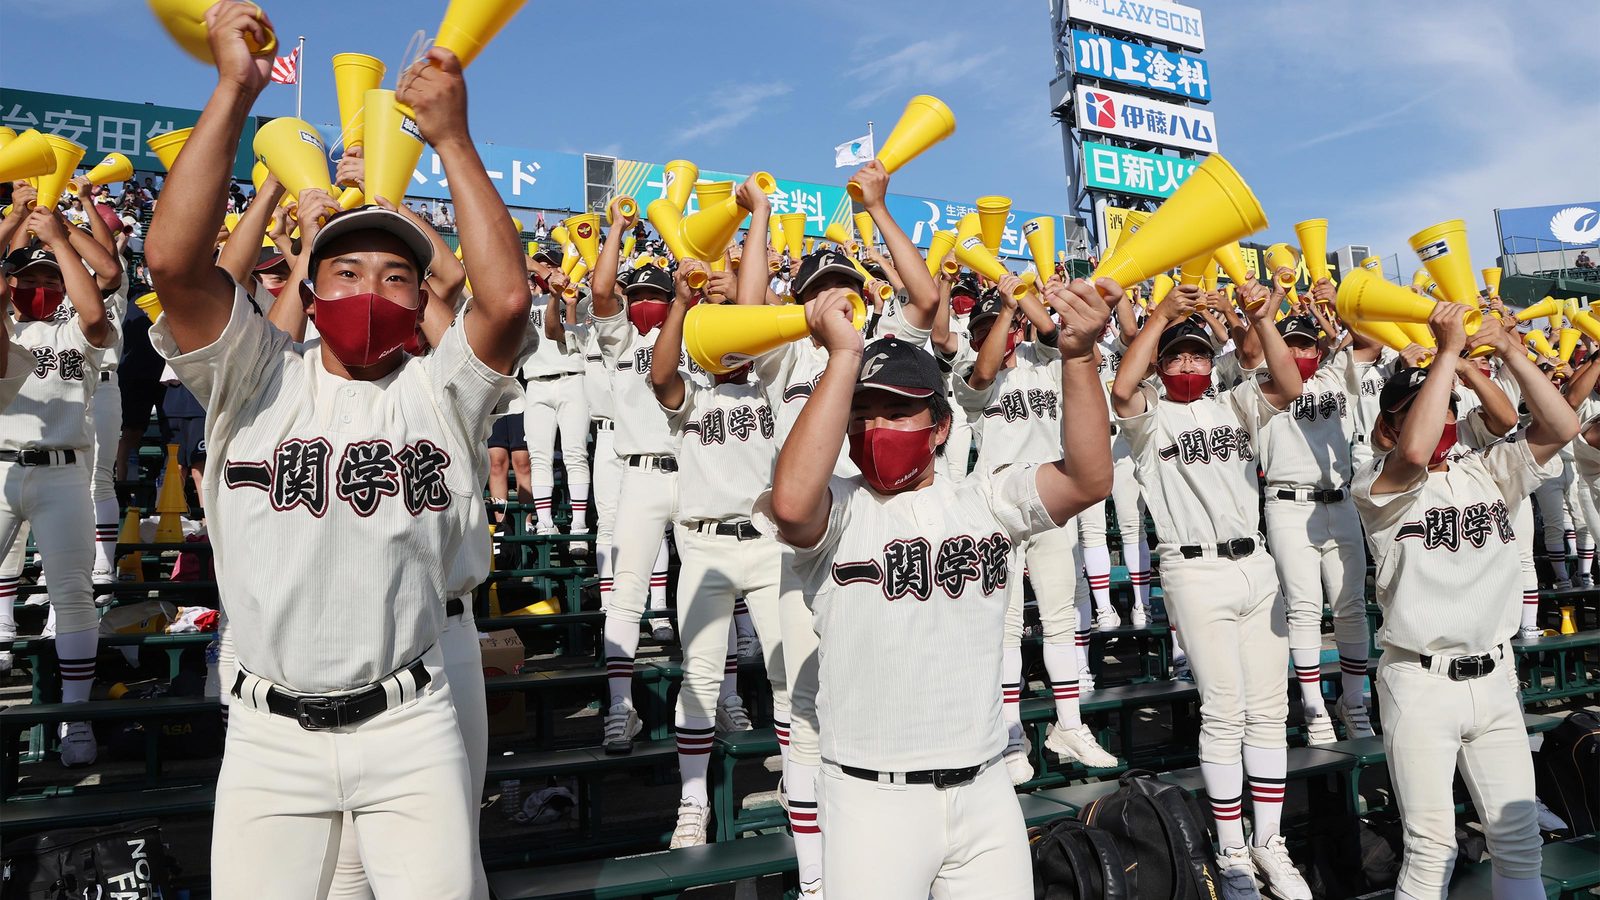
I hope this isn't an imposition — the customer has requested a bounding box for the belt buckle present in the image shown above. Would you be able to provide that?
[1449,655,1490,681]
[296,695,347,731]
[1225,537,1253,557]
[933,766,977,788]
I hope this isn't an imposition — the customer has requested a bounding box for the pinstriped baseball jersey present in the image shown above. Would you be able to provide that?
[2,316,107,451]
[593,309,707,456]
[754,318,931,451]
[663,377,776,523]
[1354,433,1562,656]
[571,323,614,420]
[1351,349,1398,441]
[1573,397,1600,480]
[1256,348,1358,489]
[520,298,585,378]
[151,285,513,693]
[952,342,1063,473]
[0,344,30,412]
[759,465,1058,770]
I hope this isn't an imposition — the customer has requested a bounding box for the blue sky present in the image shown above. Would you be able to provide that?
[3,0,1597,273]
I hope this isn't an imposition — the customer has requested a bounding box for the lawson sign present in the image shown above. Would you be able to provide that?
[1496,203,1600,252]
[1068,0,1205,51]
[1072,29,1210,102]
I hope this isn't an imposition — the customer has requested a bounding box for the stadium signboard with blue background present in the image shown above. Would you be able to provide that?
[1495,202,1600,252]
[1068,0,1205,50]
[1070,29,1210,102]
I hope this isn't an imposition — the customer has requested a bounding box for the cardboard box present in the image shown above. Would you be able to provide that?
[480,629,526,737]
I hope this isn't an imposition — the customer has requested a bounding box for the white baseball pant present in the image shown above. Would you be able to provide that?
[1001,521,1087,649]
[591,421,620,594]
[523,374,590,488]
[1532,467,1572,580]
[90,372,122,579]
[0,523,26,641]
[672,527,786,720]
[1078,448,1149,615]
[1566,466,1597,580]
[1263,495,1369,649]
[778,549,826,890]
[0,462,98,695]
[212,644,474,899]
[1157,547,1290,763]
[1376,648,1542,898]
[817,757,1030,900]
[1513,498,1540,629]
[603,463,677,705]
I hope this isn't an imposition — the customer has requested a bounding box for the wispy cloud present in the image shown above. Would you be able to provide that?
[1285,86,1448,152]
[847,35,1001,109]
[667,82,793,146]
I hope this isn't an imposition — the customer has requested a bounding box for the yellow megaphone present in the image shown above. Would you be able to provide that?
[1557,328,1581,364]
[693,180,733,212]
[1515,297,1562,322]
[1213,240,1250,286]
[134,292,163,322]
[1360,255,1382,272]
[255,117,360,211]
[621,233,637,260]
[1409,219,1478,305]
[148,0,276,63]
[768,213,786,254]
[1570,309,1600,343]
[645,199,703,287]
[1201,262,1220,294]
[433,0,529,68]
[1149,273,1174,308]
[67,152,134,195]
[147,126,193,173]
[1093,154,1267,289]
[1348,318,1414,355]
[32,135,87,211]
[0,126,16,150]
[1263,243,1298,288]
[803,237,815,256]
[1395,321,1435,349]
[1525,329,1556,358]
[847,95,956,201]
[223,212,241,233]
[779,212,807,260]
[1294,218,1329,284]
[1177,252,1210,287]
[1111,209,1150,254]
[680,197,749,263]
[1338,268,1481,334]
[354,89,423,208]
[955,234,1025,299]
[1481,267,1501,299]
[825,222,851,246]
[564,260,589,296]
[608,195,638,225]
[976,195,1010,253]
[332,53,386,151]
[854,211,876,250]
[549,224,569,249]
[849,257,894,302]
[684,292,868,374]
[559,243,578,275]
[1023,216,1056,282]
[663,159,698,212]
[0,130,59,183]
[566,213,601,269]
[926,229,958,279]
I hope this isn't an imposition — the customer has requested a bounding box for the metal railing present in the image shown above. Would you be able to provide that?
[1500,237,1599,278]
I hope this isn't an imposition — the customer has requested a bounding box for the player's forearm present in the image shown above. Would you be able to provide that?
[79,192,119,263]
[870,203,936,328]
[1395,355,1459,468]
[1564,355,1600,411]
[56,242,112,348]
[66,225,122,291]
[736,215,770,306]
[1040,356,1113,524]
[1459,363,1516,436]
[268,247,311,341]
[1112,307,1165,414]
[650,302,688,410]
[441,136,530,371]
[874,252,905,293]
[216,187,276,284]
[771,349,858,545]
[542,293,565,343]
[969,308,1014,390]
[1258,323,1303,405]
[1503,350,1579,457]
[146,83,255,296]
[591,219,624,316]
[1017,290,1056,341]
[397,202,464,305]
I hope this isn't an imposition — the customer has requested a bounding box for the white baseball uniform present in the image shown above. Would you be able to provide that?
[757,463,1059,900]
[1354,432,1558,898]
[573,320,621,597]
[87,275,127,582]
[0,342,30,413]
[1080,327,1151,624]
[1568,395,1599,583]
[1457,372,1544,630]
[521,299,588,535]
[934,312,978,482]
[1349,348,1399,474]
[152,284,507,898]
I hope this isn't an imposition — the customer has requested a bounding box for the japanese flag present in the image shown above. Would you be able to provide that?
[834,132,875,168]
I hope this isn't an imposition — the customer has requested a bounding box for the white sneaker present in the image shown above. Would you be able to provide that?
[1045,723,1118,769]
[1094,607,1123,631]
[59,721,97,767]
[1174,658,1193,682]
[92,569,115,586]
[1536,797,1569,832]
[650,622,676,643]
[1215,845,1262,900]
[0,650,11,673]
[1334,695,1375,739]
[669,799,710,849]
[1304,714,1338,746]
[1130,603,1150,628]
[568,540,590,557]
[735,631,762,660]
[1003,734,1033,785]
[1517,624,1543,641]
[602,703,641,755]
[1249,835,1311,900]
[1078,667,1096,694]
[1577,573,1594,588]
[716,695,752,733]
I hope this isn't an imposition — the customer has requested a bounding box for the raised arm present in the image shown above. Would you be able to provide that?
[851,161,936,329]
[398,49,528,373]
[651,261,702,411]
[1112,285,1203,418]
[1478,323,1580,463]
[216,174,279,284]
[591,196,633,317]
[1373,304,1469,492]
[967,289,1017,392]
[29,207,112,348]
[143,1,275,353]
[1564,352,1600,412]
[1239,278,1303,406]
[734,176,771,307]
[383,196,464,308]
[1035,278,1117,522]
[931,274,959,355]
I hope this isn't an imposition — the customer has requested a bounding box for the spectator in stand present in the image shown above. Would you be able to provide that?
[64,198,89,226]
[1577,250,1594,269]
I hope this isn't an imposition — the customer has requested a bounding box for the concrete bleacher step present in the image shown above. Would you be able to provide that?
[487,831,798,900]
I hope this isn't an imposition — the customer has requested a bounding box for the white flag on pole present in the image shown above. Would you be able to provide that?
[834,132,875,168]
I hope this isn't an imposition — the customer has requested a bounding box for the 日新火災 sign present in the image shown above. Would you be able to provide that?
[1082,141,1200,199]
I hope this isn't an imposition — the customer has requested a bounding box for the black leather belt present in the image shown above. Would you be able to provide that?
[1419,651,1496,681]
[625,454,677,472]
[594,418,615,431]
[841,762,982,788]
[1178,537,1256,560]
[0,449,77,466]
[1275,487,1348,503]
[100,371,113,382]
[446,597,464,618]
[234,657,431,731]
[694,520,761,540]
[527,372,568,382]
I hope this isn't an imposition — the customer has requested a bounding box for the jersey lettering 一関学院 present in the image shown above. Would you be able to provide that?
[223,437,452,518]
[1394,500,1514,551]
[1157,425,1254,465]
[829,532,1014,601]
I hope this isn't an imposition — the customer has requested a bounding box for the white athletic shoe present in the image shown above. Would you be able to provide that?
[1173,658,1193,682]
[1130,603,1150,628]
[1517,624,1544,641]
[1536,797,1569,832]
[650,622,676,643]
[1577,573,1595,589]
[1249,835,1311,900]
[669,799,710,849]
[602,703,641,755]
[1304,714,1338,746]
[735,631,762,660]
[716,695,752,733]
[1045,723,1119,769]
[1215,845,1262,900]
[0,650,12,674]
[1078,667,1097,694]
[568,540,590,557]
[58,721,97,768]
[1003,735,1034,785]
[1094,607,1123,631]
[1334,695,1375,739]
[91,569,115,586]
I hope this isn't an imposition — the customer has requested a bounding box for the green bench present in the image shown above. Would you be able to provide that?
[477,611,605,662]
[1354,835,1600,899]
[487,739,678,842]
[486,664,668,748]
[1016,679,1202,787]
[0,696,219,799]
[16,581,219,601]
[0,783,214,838]
[487,831,799,900]
[1514,631,1600,702]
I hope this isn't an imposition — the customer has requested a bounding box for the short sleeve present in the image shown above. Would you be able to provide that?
[1478,431,1563,509]
[660,375,701,426]
[1113,382,1160,443]
[1352,451,1427,530]
[1224,374,1284,434]
[593,308,630,361]
[419,310,519,443]
[985,465,1057,542]
[754,475,858,573]
[150,281,286,416]
[752,341,802,409]
[951,362,994,411]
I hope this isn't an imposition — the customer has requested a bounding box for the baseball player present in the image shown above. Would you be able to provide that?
[1110,280,1312,900]
[1353,304,1578,900]
[760,271,1115,900]
[930,270,980,482]
[1564,352,1599,586]
[144,22,524,897]
[1254,295,1373,744]
[521,241,589,549]
[0,206,117,768]
[954,279,1118,780]
[0,296,28,410]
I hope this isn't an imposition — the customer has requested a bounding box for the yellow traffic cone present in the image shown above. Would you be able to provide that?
[116,508,144,581]
[683,293,867,374]
[0,129,58,183]
[1514,297,1562,322]
[925,229,958,279]
[854,211,876,250]
[149,0,276,63]
[663,159,698,212]
[1481,267,1502,299]
[1408,219,1478,305]
[1093,154,1267,289]
[33,135,87,212]
[693,180,733,211]
[847,95,956,200]
[253,117,336,205]
[976,196,1011,253]
[1338,268,1481,332]
[155,445,187,544]
[1023,216,1056,282]
[332,53,386,150]
[566,213,601,268]
[433,0,529,68]
[779,212,807,260]
[67,152,134,196]
[1294,218,1329,283]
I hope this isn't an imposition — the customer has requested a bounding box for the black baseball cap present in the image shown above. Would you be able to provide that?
[4,246,60,274]
[951,272,980,299]
[968,288,1005,327]
[1157,318,1215,357]
[792,249,864,301]
[308,205,434,274]
[253,245,287,272]
[623,264,672,297]
[530,245,562,267]
[1379,366,1458,416]
[856,337,944,398]
[1277,315,1320,342]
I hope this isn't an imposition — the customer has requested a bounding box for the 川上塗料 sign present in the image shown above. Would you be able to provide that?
[1071,30,1210,102]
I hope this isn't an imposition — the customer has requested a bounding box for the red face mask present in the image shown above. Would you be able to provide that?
[628,300,670,335]
[848,425,935,494]
[1428,422,1457,467]
[265,283,286,298]
[714,364,750,386]
[1159,372,1211,403]
[300,282,421,368]
[11,286,64,321]
[1294,356,1320,380]
[951,293,976,317]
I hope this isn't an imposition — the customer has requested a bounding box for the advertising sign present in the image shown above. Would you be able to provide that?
[1074,84,1218,153]
[1082,141,1199,199]
[1068,0,1206,51]
[1071,29,1210,102]
[1496,202,1600,251]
